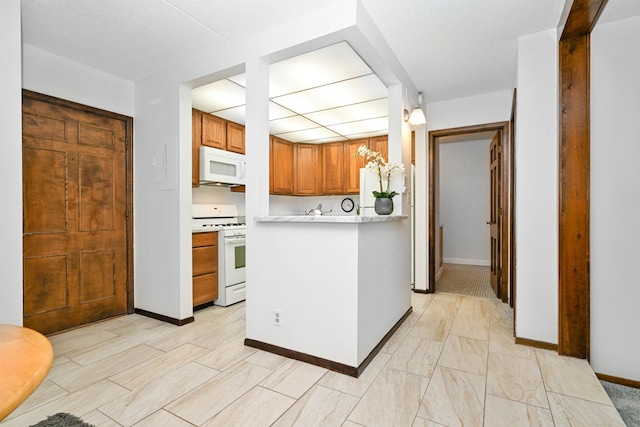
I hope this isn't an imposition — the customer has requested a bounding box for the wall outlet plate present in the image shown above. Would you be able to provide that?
[274,309,282,327]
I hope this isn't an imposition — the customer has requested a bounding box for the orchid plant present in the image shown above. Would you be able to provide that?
[356,145,405,198]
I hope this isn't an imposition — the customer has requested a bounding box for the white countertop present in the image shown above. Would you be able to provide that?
[254,215,408,223]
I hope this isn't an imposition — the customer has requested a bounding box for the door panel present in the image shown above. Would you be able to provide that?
[489,132,501,298]
[23,95,129,335]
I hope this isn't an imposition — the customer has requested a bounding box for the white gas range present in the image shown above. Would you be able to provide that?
[192,204,246,307]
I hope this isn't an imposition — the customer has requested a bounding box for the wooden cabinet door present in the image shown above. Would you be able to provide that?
[270,137,294,194]
[192,232,218,306]
[322,142,344,194]
[294,143,320,195]
[226,121,245,154]
[202,114,226,149]
[369,135,388,162]
[192,109,202,187]
[22,93,130,335]
[344,139,368,194]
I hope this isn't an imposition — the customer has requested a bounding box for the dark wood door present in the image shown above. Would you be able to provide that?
[489,132,501,297]
[22,93,130,335]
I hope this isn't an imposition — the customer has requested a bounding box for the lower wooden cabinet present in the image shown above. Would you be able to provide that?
[192,232,218,306]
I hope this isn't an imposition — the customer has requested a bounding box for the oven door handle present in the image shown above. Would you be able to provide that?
[224,237,246,245]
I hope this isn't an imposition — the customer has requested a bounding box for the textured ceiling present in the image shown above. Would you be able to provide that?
[20,0,640,104]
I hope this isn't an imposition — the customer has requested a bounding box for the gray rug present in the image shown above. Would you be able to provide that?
[601,380,640,427]
[29,413,95,427]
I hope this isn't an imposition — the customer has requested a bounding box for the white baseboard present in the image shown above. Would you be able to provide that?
[443,258,490,267]
[435,265,444,282]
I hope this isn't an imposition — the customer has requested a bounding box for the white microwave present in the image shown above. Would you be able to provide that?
[199,146,246,186]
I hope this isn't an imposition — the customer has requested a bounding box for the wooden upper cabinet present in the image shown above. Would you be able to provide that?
[344,139,368,194]
[202,114,226,149]
[321,142,344,194]
[294,143,320,195]
[270,137,294,195]
[192,109,202,187]
[369,135,388,162]
[226,121,245,154]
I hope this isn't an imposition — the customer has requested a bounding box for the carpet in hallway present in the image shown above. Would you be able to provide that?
[436,263,497,299]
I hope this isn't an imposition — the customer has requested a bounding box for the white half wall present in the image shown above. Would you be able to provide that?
[514,29,558,344]
[0,0,23,326]
[439,139,491,266]
[590,15,640,382]
[22,44,134,117]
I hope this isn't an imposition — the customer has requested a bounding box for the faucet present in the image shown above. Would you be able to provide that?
[306,203,332,215]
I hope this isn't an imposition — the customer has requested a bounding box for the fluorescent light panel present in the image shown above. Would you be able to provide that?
[191,42,390,143]
[272,74,388,115]
[269,41,373,97]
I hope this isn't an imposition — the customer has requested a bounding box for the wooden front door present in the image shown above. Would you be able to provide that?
[22,91,132,335]
[489,132,501,298]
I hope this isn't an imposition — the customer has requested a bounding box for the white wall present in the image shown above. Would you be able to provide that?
[427,90,513,131]
[514,29,558,344]
[22,44,134,117]
[0,0,23,325]
[439,139,491,266]
[590,15,640,382]
[193,187,247,216]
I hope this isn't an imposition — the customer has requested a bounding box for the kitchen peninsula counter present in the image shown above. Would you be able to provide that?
[246,213,411,377]
[255,215,408,223]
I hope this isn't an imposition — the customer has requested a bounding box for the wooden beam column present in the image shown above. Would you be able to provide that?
[557,0,608,359]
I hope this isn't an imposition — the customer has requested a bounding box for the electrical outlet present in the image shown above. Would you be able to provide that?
[274,309,282,327]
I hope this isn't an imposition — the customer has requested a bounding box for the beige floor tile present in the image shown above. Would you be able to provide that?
[5,379,68,419]
[318,352,391,397]
[348,367,428,427]
[484,394,554,427]
[412,417,447,426]
[109,343,210,390]
[64,327,163,366]
[146,319,220,352]
[132,409,194,427]
[260,359,328,399]
[190,322,245,349]
[547,392,626,427]
[438,335,488,376]
[412,292,435,310]
[387,335,443,377]
[0,380,129,427]
[245,349,290,370]
[449,312,489,341]
[49,344,163,392]
[48,328,119,358]
[167,361,274,425]
[488,324,536,360]
[204,386,295,427]
[99,361,218,426]
[381,321,412,354]
[409,314,453,342]
[273,385,359,427]
[341,421,365,427]
[536,349,613,405]
[196,338,257,371]
[486,352,549,408]
[458,296,492,320]
[81,410,122,427]
[417,366,485,427]
[423,294,462,319]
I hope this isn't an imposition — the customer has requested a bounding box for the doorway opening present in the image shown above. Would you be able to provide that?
[428,121,514,306]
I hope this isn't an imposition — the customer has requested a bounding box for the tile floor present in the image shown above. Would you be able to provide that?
[1,293,625,427]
